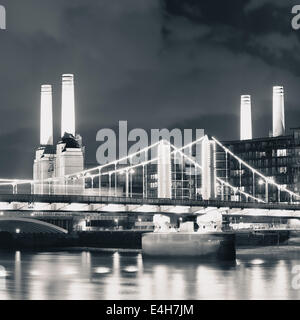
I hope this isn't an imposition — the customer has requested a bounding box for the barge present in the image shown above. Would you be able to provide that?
[142,214,236,261]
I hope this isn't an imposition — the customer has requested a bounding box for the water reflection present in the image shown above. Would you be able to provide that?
[0,249,299,299]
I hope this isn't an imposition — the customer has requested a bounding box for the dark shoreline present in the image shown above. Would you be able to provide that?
[0,229,298,252]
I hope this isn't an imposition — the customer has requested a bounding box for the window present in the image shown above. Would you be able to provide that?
[277,149,287,157]
[150,182,157,188]
[279,167,287,174]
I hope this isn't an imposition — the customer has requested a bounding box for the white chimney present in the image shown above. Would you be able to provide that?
[61,74,75,137]
[240,95,252,140]
[40,85,53,145]
[272,86,285,137]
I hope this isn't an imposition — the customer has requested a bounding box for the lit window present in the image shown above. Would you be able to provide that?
[277,149,287,157]
[279,167,287,174]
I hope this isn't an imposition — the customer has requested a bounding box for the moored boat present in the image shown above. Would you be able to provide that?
[142,213,236,260]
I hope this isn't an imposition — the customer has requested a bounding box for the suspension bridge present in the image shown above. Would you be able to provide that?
[0,135,300,227]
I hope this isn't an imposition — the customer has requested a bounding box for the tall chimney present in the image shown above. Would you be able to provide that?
[40,85,53,145]
[61,74,75,137]
[272,86,285,137]
[240,95,252,140]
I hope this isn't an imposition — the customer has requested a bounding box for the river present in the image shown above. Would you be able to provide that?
[0,247,300,300]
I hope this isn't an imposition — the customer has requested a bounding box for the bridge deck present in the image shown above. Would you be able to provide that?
[0,194,300,211]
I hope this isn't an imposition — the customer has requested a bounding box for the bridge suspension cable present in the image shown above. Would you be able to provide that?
[169,143,264,203]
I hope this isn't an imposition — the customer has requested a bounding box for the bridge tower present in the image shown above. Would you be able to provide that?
[201,135,216,200]
[157,140,172,199]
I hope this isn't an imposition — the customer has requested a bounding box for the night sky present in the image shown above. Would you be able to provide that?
[0,0,300,178]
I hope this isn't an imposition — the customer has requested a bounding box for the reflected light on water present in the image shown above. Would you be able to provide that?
[196,265,222,299]
[0,249,299,300]
[14,251,21,299]
[94,267,110,274]
[153,265,168,299]
[15,251,21,263]
[137,254,143,274]
[30,270,42,277]
[171,273,185,299]
[0,266,7,299]
[0,265,6,278]
[123,266,138,273]
[272,260,289,298]
[62,267,78,276]
[104,252,121,300]
[113,252,120,273]
[250,259,264,265]
[81,251,91,278]
[248,264,267,299]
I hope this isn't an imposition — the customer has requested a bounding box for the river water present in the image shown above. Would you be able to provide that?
[0,247,300,300]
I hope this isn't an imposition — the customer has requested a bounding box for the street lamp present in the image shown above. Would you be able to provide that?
[16,229,20,234]
[114,218,119,230]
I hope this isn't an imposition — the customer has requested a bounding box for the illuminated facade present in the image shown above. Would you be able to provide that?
[217,129,300,202]
[240,95,252,140]
[33,85,55,194]
[272,86,285,137]
[40,85,53,146]
[34,74,85,195]
[54,134,85,195]
[61,74,76,137]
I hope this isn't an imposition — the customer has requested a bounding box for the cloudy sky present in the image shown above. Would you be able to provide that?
[0,0,300,178]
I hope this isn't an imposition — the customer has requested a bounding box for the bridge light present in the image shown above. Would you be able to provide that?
[16,229,20,234]
[114,218,119,229]
[258,179,264,185]
[0,212,3,216]
[130,169,135,174]
[268,178,275,184]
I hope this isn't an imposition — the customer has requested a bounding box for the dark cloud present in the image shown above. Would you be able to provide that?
[0,0,299,178]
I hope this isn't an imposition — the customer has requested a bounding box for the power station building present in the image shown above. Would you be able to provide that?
[33,74,85,195]
[217,86,300,202]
